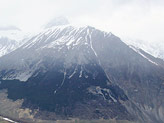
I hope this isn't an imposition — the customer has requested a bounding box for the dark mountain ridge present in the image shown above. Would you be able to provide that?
[0,25,164,122]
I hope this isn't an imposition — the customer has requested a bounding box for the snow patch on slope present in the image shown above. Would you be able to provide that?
[2,71,33,82]
[129,45,158,66]
[88,86,117,102]
[123,38,164,60]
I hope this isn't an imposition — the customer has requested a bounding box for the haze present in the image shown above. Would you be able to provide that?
[0,0,164,43]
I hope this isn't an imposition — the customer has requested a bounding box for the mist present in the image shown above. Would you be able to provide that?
[1,1,164,122]
[0,0,164,43]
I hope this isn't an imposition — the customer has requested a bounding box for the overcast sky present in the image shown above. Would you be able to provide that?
[0,0,164,43]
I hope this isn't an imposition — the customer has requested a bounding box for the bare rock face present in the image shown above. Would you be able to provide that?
[0,25,164,123]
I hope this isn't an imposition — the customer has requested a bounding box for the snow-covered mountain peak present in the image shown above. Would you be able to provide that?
[44,16,69,29]
[22,25,112,50]
[0,26,34,57]
[0,37,18,57]
[0,25,113,81]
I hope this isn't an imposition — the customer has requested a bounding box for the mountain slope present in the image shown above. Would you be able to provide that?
[91,33,164,123]
[0,25,164,122]
[0,37,18,57]
[0,26,133,120]
[0,27,28,57]
[123,38,164,60]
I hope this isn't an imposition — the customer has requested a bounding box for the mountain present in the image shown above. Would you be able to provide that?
[0,37,18,57]
[0,26,31,57]
[123,38,164,60]
[0,25,164,123]
[44,17,70,29]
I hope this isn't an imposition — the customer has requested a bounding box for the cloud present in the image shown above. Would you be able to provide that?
[0,0,164,43]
